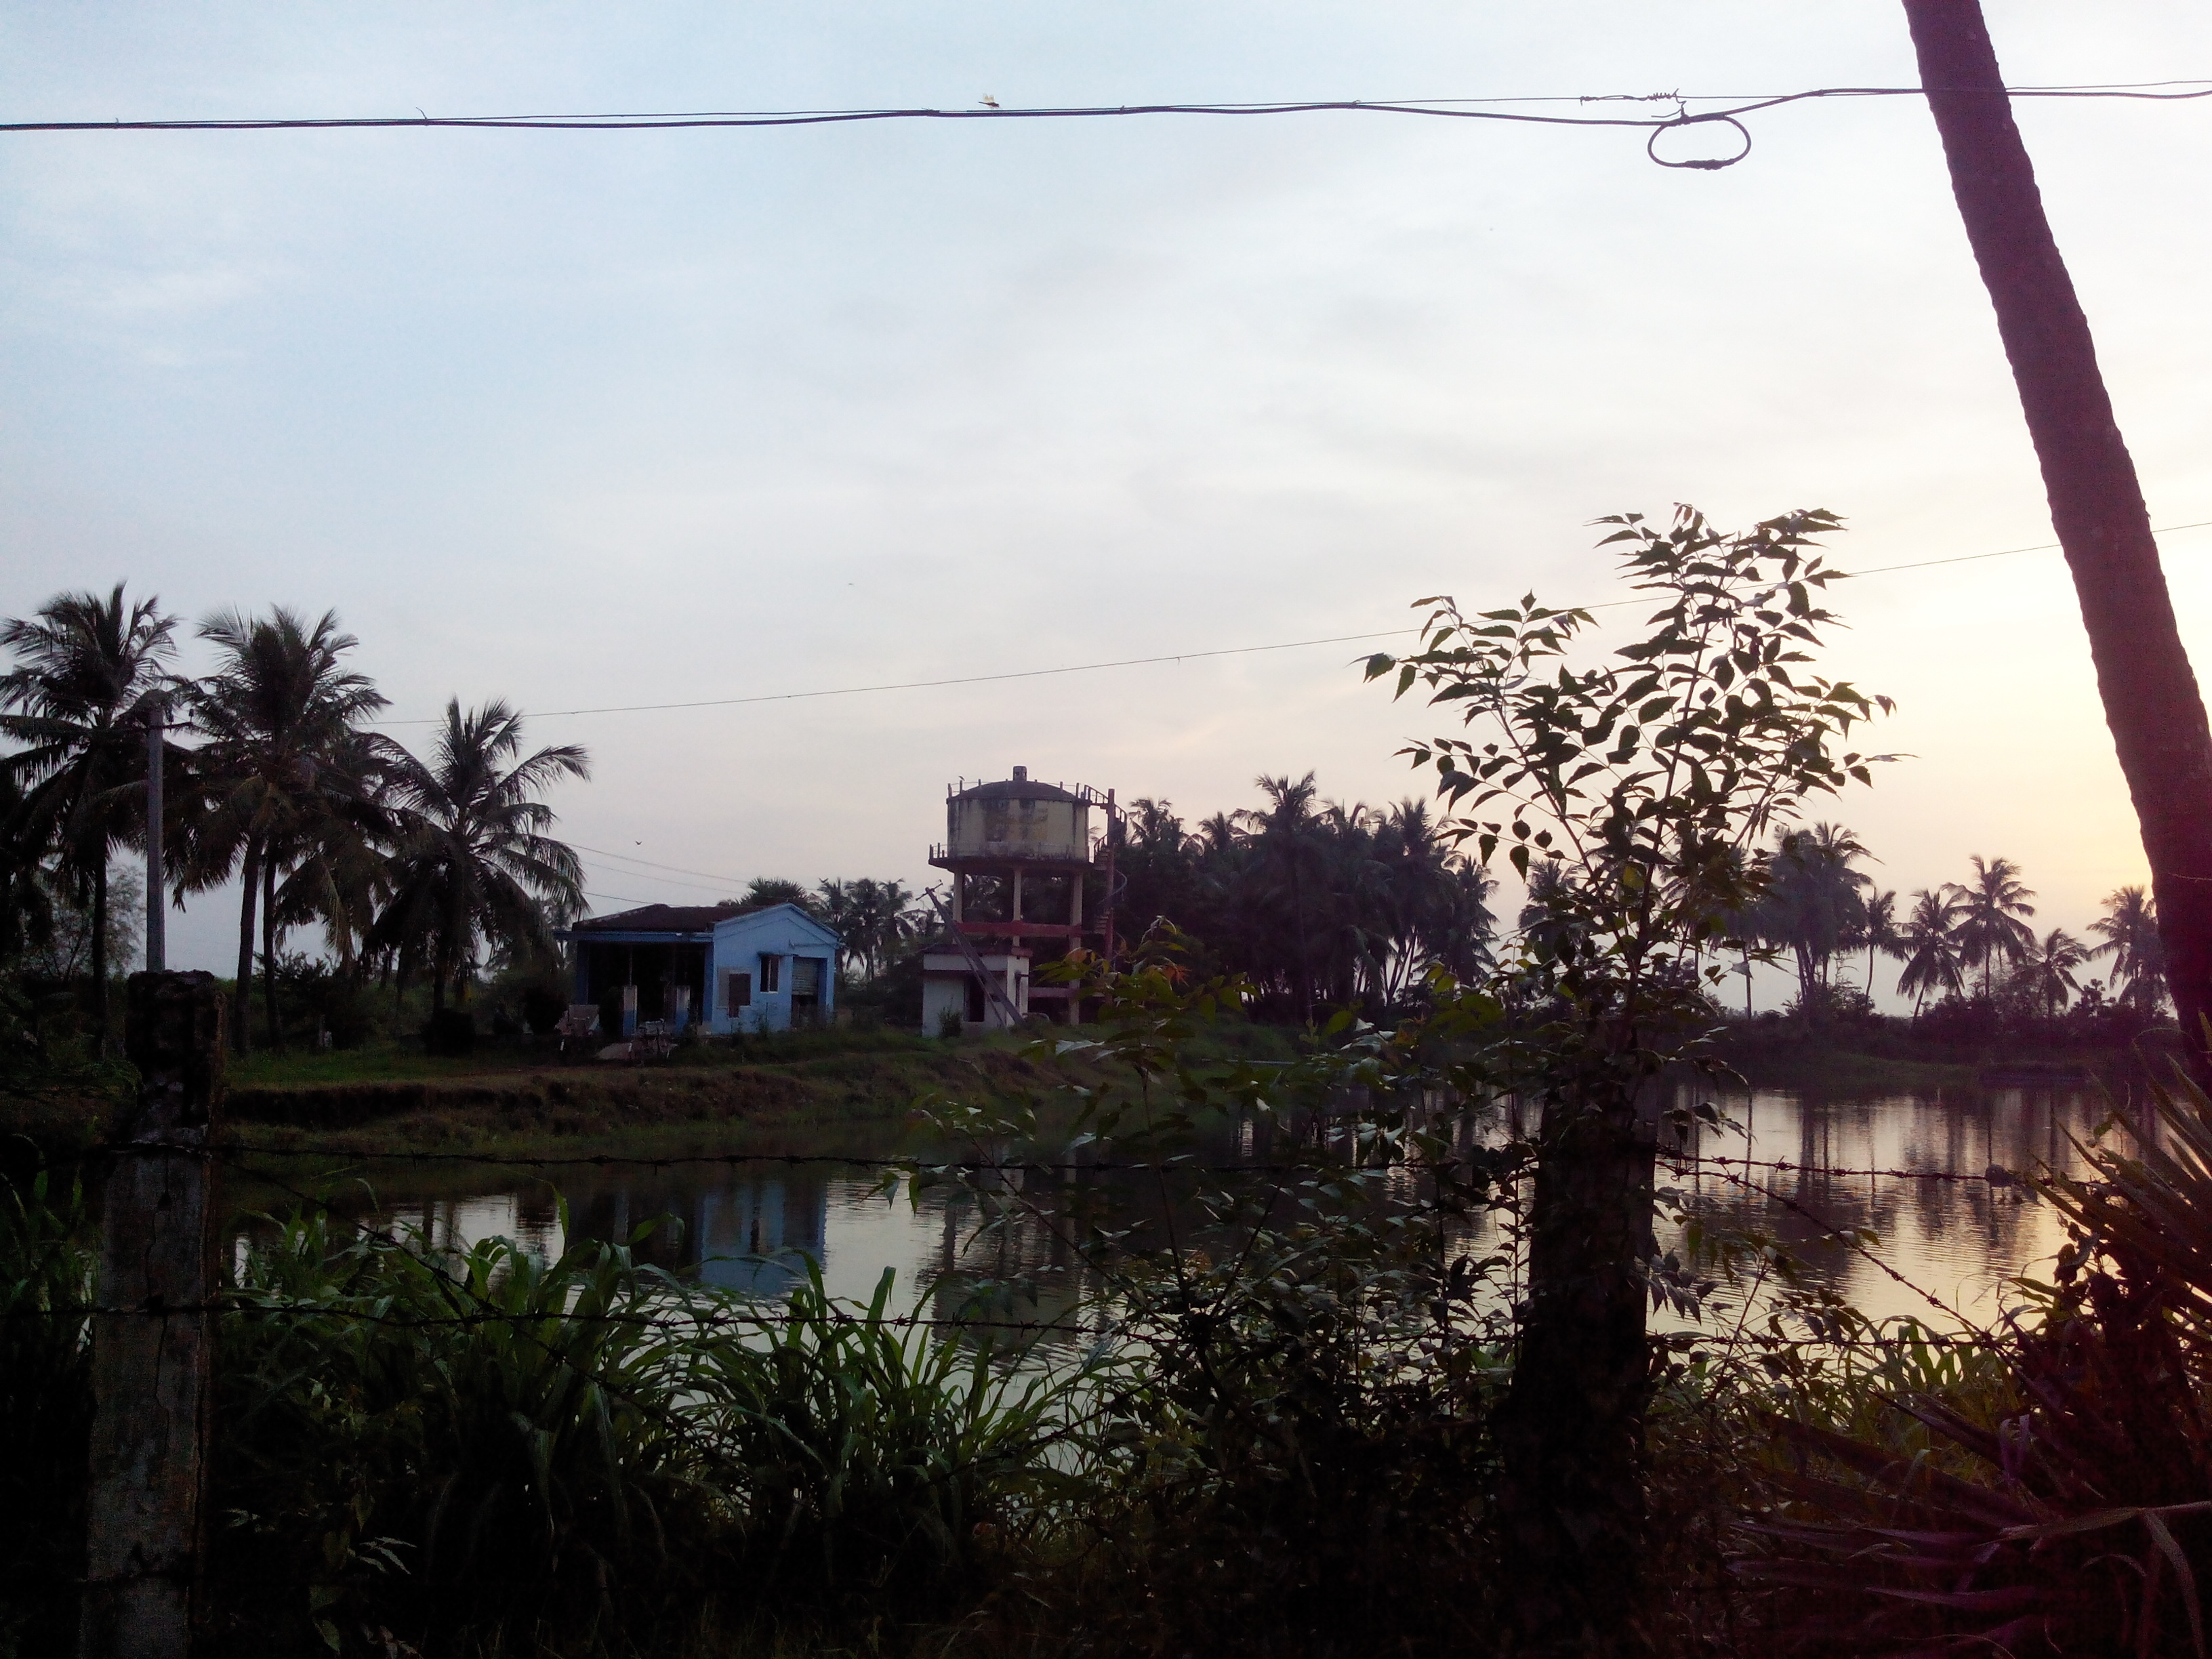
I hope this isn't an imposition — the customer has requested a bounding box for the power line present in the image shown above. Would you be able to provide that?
[573,843,754,889]
[369,518,2212,729]
[4,79,2207,137]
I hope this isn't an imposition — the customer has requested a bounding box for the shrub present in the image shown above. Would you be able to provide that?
[1736,1072,2212,1653]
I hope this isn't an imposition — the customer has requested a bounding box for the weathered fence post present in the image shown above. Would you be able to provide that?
[80,970,225,1659]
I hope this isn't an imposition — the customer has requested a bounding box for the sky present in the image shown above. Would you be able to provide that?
[3,3,2210,1010]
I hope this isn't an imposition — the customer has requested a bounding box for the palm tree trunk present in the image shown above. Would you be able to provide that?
[233,836,261,1054]
[89,855,110,1058]
[260,856,282,1053]
[1904,1,2212,1073]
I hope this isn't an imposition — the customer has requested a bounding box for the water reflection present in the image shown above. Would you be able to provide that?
[272,1083,2136,1347]
[1666,1082,2133,1327]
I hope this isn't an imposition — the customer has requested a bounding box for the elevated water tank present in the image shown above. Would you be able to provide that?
[945,765,1092,863]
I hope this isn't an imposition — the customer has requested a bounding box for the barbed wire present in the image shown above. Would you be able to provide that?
[215,1139,2023,1182]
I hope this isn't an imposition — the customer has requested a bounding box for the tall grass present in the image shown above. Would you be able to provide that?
[203,1208,1099,1656]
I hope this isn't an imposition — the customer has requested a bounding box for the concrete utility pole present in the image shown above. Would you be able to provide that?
[144,702,165,972]
[1902,1,2212,1064]
[80,972,225,1659]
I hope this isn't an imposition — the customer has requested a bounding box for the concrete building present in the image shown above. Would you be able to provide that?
[922,765,1115,1031]
[562,901,840,1036]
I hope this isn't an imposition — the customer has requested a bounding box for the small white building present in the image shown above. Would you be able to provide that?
[564,901,841,1037]
[920,938,1031,1033]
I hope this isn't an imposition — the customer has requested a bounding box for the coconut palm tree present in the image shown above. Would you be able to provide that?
[1894,886,1968,1013]
[1240,772,1328,1022]
[187,607,391,1050]
[367,701,587,1015]
[1858,888,1900,999]
[2090,884,2167,1013]
[1954,855,2038,997]
[1753,823,1872,1006]
[0,769,58,971]
[2019,926,2091,1019]
[0,585,180,1052]
[860,878,924,978]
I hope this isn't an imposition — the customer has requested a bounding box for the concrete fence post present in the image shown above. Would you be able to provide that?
[80,970,225,1659]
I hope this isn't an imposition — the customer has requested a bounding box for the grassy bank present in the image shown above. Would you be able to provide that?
[224,1029,1067,1162]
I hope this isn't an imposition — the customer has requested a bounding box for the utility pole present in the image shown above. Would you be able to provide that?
[80,972,225,1659]
[144,700,165,972]
[1902,1,2212,1063]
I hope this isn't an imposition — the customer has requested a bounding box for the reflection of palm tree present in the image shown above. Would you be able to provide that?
[0,584,180,1054]
[2020,926,2089,1018]
[1894,886,1967,1013]
[1954,855,2036,997]
[2090,884,2167,1012]
[368,701,588,1014]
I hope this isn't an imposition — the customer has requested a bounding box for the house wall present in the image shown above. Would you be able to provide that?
[921,950,1029,1034]
[709,905,841,1034]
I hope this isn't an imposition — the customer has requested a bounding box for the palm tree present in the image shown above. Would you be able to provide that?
[2091,884,2167,1013]
[1894,886,1968,1014]
[0,770,56,970]
[0,585,180,1052]
[186,608,391,1052]
[1859,888,1900,999]
[1241,772,1328,1022]
[367,701,587,1015]
[1954,855,2038,997]
[860,878,923,977]
[2019,926,2090,1019]
[1753,823,1872,1006]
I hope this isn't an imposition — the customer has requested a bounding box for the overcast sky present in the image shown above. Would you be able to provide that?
[4,3,2209,1008]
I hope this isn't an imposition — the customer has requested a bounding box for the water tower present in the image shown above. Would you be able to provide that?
[922,766,1115,1029]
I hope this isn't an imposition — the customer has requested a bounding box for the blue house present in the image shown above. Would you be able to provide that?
[562,903,840,1036]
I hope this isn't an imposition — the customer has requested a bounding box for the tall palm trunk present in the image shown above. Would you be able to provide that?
[1904,1,2212,1070]
[260,855,282,1052]
[233,835,260,1054]
[89,855,110,1057]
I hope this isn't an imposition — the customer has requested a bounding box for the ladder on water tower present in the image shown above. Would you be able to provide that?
[925,886,1027,1028]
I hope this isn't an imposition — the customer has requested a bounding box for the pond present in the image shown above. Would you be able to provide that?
[250,1082,2139,1349]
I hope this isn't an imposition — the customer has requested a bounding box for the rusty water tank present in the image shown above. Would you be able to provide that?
[946,765,1092,861]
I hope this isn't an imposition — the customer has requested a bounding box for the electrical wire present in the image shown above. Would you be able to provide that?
[5,79,2209,136]
[367,517,2212,728]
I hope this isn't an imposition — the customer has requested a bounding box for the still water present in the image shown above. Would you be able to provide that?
[283,1084,2137,1346]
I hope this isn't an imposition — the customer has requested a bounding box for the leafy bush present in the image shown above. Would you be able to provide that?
[1736,1073,2212,1654]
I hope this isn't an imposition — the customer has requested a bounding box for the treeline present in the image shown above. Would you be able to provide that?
[1111,772,1496,1022]
[0,585,586,1055]
[1740,822,2167,1036]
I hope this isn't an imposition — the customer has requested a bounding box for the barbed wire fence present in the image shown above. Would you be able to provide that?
[34,970,2089,1656]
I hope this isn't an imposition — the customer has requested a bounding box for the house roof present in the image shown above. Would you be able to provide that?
[572,904,729,935]
[568,900,841,946]
[715,902,840,945]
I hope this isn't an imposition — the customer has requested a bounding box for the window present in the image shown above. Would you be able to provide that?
[758,954,781,993]
[725,970,752,1009]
